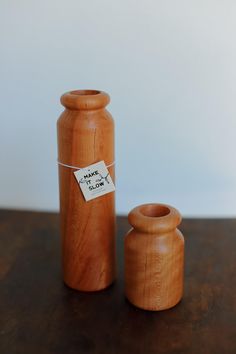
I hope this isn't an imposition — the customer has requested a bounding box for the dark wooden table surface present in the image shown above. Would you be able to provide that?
[0,210,236,354]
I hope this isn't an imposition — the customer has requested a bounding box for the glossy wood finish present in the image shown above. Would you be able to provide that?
[1,210,236,353]
[125,203,184,310]
[57,90,116,291]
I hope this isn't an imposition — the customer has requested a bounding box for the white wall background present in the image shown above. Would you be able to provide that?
[0,0,236,216]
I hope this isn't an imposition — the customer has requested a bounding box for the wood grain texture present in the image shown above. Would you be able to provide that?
[0,210,236,354]
[57,90,116,291]
[125,203,184,310]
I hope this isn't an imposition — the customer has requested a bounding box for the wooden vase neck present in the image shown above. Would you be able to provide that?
[128,203,182,235]
[60,90,110,111]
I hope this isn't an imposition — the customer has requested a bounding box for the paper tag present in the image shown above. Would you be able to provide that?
[74,161,115,201]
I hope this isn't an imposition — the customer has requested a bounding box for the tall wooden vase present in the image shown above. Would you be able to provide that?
[57,89,116,291]
[125,203,184,311]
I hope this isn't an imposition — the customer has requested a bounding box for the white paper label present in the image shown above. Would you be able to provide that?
[74,161,115,201]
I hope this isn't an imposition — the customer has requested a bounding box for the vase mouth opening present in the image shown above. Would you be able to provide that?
[70,89,101,96]
[128,203,182,233]
[140,204,170,218]
[60,89,110,110]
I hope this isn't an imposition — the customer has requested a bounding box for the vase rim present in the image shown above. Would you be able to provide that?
[128,203,182,234]
[60,89,110,110]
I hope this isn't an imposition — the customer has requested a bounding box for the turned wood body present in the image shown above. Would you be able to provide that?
[57,90,116,291]
[125,203,184,311]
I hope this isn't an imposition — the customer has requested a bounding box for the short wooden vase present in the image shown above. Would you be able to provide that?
[124,203,184,311]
